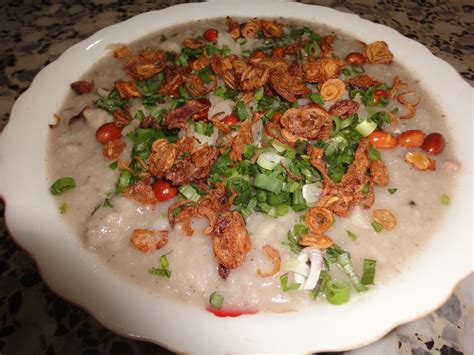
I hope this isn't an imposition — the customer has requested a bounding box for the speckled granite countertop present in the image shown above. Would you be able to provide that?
[0,1,472,354]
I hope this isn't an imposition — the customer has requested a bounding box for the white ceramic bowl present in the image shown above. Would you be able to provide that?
[1,2,472,353]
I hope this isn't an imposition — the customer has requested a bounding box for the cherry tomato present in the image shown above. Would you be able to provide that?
[206,307,258,318]
[398,129,425,148]
[96,122,122,144]
[368,131,398,150]
[422,132,446,155]
[345,52,366,65]
[373,90,389,105]
[203,28,218,43]
[153,180,178,202]
[222,114,239,126]
[272,46,285,58]
[250,50,266,60]
[271,111,282,123]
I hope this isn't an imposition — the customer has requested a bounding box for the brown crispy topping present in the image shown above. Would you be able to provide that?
[370,159,390,186]
[303,58,343,84]
[114,45,131,58]
[182,37,204,49]
[320,78,345,102]
[373,209,396,229]
[229,117,254,161]
[389,76,408,99]
[71,80,94,95]
[269,66,310,102]
[164,99,210,129]
[68,107,87,126]
[114,80,142,98]
[305,207,334,234]
[122,179,158,205]
[320,35,336,58]
[148,138,177,177]
[103,138,126,160]
[226,16,241,39]
[364,41,394,64]
[280,106,332,140]
[159,65,189,96]
[218,263,230,280]
[212,212,251,269]
[346,74,380,90]
[174,204,217,236]
[191,51,210,71]
[131,229,168,253]
[256,245,281,278]
[261,20,283,38]
[298,234,333,249]
[240,64,270,91]
[241,19,262,39]
[113,107,132,128]
[329,99,360,119]
[125,47,165,80]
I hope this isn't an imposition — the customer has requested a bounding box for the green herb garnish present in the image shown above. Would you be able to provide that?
[50,177,76,195]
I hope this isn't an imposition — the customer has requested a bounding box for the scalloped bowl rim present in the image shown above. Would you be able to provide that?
[0,2,472,353]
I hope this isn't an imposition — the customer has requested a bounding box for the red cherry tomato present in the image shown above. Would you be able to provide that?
[96,122,122,144]
[222,114,239,126]
[373,90,389,105]
[206,307,258,318]
[422,132,446,155]
[271,111,282,123]
[250,50,266,60]
[368,130,398,150]
[203,28,218,43]
[272,47,285,58]
[153,180,178,202]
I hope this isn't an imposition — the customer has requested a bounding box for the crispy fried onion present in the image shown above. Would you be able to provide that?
[173,204,217,237]
[329,99,360,119]
[320,35,336,57]
[298,233,333,249]
[373,209,396,229]
[182,37,204,49]
[212,211,251,269]
[159,65,190,95]
[320,78,345,102]
[114,80,142,98]
[397,91,421,120]
[71,80,94,95]
[210,112,232,134]
[226,16,241,39]
[199,182,237,213]
[345,74,380,90]
[113,106,132,128]
[369,159,390,186]
[124,47,165,80]
[210,55,239,90]
[164,99,210,129]
[311,138,375,217]
[184,73,216,97]
[191,51,209,71]
[364,41,394,64]
[280,106,332,140]
[122,179,158,205]
[113,45,131,58]
[131,229,168,252]
[389,76,408,99]
[240,63,270,91]
[241,19,262,39]
[261,20,283,38]
[264,121,296,147]
[229,116,254,161]
[256,245,281,278]
[269,66,310,102]
[148,138,177,177]
[103,138,126,160]
[305,206,334,234]
[303,57,343,84]
[165,143,219,185]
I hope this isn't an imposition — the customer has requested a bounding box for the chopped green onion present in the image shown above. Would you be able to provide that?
[391,106,400,114]
[50,177,76,195]
[148,253,172,278]
[441,194,450,205]
[236,37,247,45]
[369,146,381,161]
[254,173,283,194]
[214,86,225,97]
[355,119,377,137]
[134,109,145,121]
[310,93,324,105]
[209,291,224,309]
[257,152,283,170]
[276,204,289,216]
[116,170,132,193]
[362,183,370,194]
[240,197,257,218]
[280,273,301,292]
[236,101,248,121]
[59,203,68,214]
[178,86,190,99]
[254,87,264,101]
[103,199,113,208]
[271,139,290,153]
[325,281,350,305]
[242,50,251,58]
[242,144,258,160]
[346,230,357,241]
[342,68,351,76]
[371,221,383,233]
[304,42,321,57]
[336,252,367,292]
[310,270,331,299]
[108,161,118,170]
[175,53,188,67]
[388,188,398,194]
[194,121,214,136]
[351,64,365,73]
[179,184,201,202]
[361,259,377,285]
